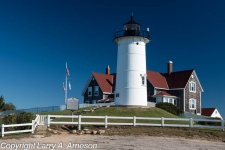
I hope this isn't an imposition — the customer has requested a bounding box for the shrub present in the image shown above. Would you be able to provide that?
[3,112,35,131]
[198,117,222,126]
[16,112,34,130]
[16,112,34,124]
[2,114,17,131]
[156,102,183,116]
[3,114,17,124]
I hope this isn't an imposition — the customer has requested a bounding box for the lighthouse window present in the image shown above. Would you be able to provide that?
[142,76,145,85]
[141,74,146,86]
[116,93,119,97]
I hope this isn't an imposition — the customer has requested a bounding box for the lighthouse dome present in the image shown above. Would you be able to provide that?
[113,16,150,42]
[123,16,140,31]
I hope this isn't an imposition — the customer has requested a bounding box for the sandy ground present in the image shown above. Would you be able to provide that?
[0,132,225,150]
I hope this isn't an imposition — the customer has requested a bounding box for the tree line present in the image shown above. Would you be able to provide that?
[0,95,16,111]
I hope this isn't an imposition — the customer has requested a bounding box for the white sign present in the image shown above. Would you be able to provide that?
[67,97,79,110]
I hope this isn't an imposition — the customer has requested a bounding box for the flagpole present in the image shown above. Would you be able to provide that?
[65,62,68,104]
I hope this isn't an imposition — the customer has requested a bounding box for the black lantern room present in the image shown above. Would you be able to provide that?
[113,16,150,41]
[123,16,140,36]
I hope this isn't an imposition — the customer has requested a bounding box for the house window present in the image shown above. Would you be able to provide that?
[189,99,196,109]
[156,97,162,103]
[94,86,99,96]
[88,87,92,96]
[163,97,177,105]
[189,81,196,93]
[141,74,146,86]
[174,99,177,106]
[164,98,173,103]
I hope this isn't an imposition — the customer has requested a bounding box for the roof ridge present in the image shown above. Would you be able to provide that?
[147,69,194,74]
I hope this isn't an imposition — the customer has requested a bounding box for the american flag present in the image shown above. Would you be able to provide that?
[66,67,70,76]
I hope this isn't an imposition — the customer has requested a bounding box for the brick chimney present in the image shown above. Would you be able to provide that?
[167,61,173,75]
[106,65,110,75]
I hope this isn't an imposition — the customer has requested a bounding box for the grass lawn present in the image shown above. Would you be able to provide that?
[40,106,190,125]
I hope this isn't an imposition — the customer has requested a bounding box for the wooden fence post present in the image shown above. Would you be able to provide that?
[47,115,50,127]
[78,115,81,130]
[161,117,164,127]
[32,120,35,134]
[1,124,4,137]
[133,116,136,126]
[105,116,108,128]
[190,118,193,128]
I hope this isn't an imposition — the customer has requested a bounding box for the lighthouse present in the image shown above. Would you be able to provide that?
[113,16,150,106]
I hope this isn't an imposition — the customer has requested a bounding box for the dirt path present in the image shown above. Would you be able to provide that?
[0,132,225,150]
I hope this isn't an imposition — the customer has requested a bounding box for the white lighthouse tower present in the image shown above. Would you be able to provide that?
[113,16,150,106]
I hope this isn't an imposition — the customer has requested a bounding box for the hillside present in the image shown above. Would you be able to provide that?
[82,107,179,118]
[40,106,180,118]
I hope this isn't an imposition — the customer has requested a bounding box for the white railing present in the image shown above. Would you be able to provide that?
[1,114,224,137]
[38,115,47,125]
[46,115,225,131]
[0,115,41,137]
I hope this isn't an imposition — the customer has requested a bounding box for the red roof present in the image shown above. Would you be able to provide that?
[147,70,168,89]
[93,72,116,93]
[85,69,194,94]
[201,108,216,116]
[163,70,194,89]
[153,91,174,97]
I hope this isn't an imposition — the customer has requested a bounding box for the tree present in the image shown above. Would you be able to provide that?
[3,102,16,111]
[0,95,16,111]
[0,95,5,110]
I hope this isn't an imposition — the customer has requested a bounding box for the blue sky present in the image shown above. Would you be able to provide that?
[0,0,224,118]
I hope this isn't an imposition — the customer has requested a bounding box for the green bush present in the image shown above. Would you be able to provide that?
[3,114,17,124]
[16,112,34,124]
[198,117,222,126]
[2,114,17,131]
[156,102,183,116]
[16,112,34,130]
[3,112,35,131]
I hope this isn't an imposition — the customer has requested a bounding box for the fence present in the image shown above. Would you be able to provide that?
[0,114,224,137]
[46,115,225,131]
[0,115,41,137]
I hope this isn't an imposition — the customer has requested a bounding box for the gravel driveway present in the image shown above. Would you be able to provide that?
[0,132,225,150]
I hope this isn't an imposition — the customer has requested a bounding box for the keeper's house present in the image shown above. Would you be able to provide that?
[82,62,204,115]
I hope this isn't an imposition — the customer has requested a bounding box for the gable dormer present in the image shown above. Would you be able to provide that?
[187,70,204,93]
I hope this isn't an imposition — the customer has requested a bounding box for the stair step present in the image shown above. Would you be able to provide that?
[37,125,47,132]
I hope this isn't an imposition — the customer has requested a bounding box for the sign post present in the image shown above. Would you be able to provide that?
[66,97,79,122]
